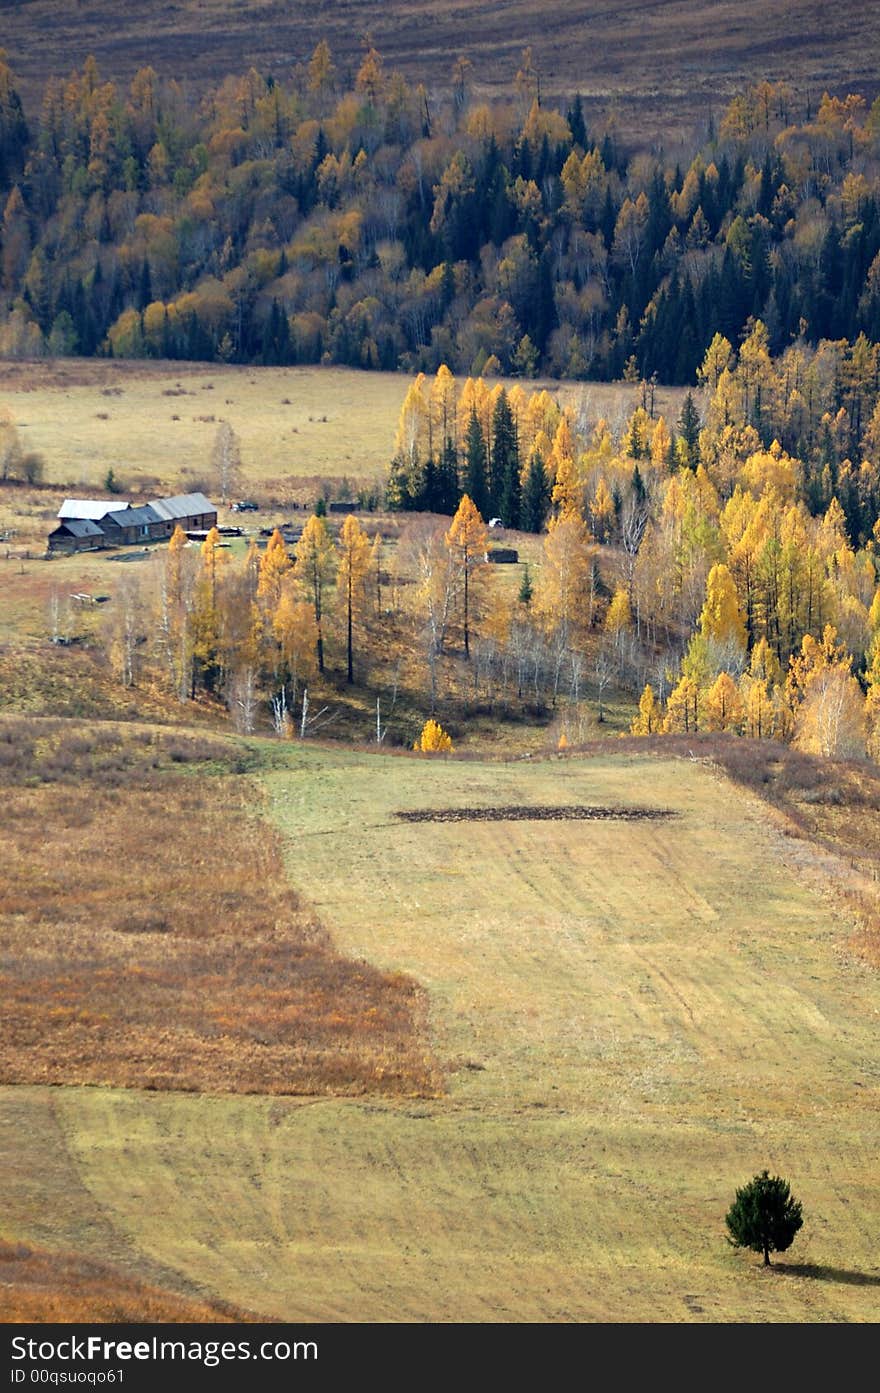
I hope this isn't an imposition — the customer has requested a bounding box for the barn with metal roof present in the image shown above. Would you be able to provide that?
[57,499,132,521]
[148,493,217,534]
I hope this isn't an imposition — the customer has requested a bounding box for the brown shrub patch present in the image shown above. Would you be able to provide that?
[0,718,440,1096]
[0,1238,250,1322]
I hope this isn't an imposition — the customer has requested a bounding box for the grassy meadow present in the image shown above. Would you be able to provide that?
[0,359,684,499]
[1,358,878,1323]
[2,361,408,500]
[3,739,879,1321]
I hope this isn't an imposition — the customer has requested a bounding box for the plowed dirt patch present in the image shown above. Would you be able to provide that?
[395,804,677,824]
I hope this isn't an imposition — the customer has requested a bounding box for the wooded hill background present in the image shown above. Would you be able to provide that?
[1,35,880,382]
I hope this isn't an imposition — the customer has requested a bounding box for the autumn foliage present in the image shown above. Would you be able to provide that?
[414,719,454,753]
[1,43,879,390]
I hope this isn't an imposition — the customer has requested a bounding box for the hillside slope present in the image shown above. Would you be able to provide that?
[5,744,878,1321]
[5,0,879,137]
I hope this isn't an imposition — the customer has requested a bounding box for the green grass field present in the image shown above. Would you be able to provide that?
[4,742,878,1321]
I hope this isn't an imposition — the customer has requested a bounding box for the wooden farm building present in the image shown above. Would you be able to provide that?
[49,493,218,553]
[47,517,106,553]
[147,493,217,535]
[98,505,164,546]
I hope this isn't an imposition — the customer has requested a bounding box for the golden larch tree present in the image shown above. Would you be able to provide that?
[445,493,487,659]
[394,372,429,467]
[865,646,880,762]
[789,627,865,758]
[293,513,336,673]
[590,476,615,541]
[190,525,229,693]
[414,718,453,753]
[741,674,774,739]
[537,510,597,643]
[699,562,748,662]
[338,513,372,683]
[257,528,291,609]
[650,415,672,467]
[549,415,582,517]
[157,523,194,700]
[631,683,663,735]
[430,364,457,453]
[663,674,699,733]
[703,671,744,732]
[273,574,317,705]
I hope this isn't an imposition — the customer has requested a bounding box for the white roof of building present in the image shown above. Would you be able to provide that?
[57,499,131,520]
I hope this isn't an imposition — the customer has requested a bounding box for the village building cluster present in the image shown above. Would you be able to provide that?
[48,494,218,553]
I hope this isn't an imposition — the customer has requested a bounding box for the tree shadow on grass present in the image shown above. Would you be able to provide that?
[777,1263,880,1286]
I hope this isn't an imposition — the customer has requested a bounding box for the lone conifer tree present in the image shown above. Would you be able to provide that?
[725,1170,803,1266]
[677,390,701,470]
[464,406,489,519]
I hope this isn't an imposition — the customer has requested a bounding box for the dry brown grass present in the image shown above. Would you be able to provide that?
[1,361,409,498]
[2,0,877,142]
[0,640,231,726]
[0,1238,250,1322]
[0,717,440,1096]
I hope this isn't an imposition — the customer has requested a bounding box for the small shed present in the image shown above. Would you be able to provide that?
[47,518,106,554]
[328,500,357,513]
[485,547,519,564]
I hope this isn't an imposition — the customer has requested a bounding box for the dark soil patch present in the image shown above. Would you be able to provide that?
[396,804,677,824]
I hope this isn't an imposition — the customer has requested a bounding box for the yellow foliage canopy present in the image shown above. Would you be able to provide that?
[414,718,454,753]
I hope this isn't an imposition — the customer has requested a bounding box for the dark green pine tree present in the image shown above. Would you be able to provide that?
[521,449,550,533]
[632,462,646,504]
[490,389,519,523]
[533,248,557,355]
[566,94,587,151]
[437,436,459,515]
[464,406,489,519]
[518,563,533,606]
[0,62,29,189]
[666,429,678,473]
[440,259,456,311]
[385,452,416,511]
[725,1170,803,1267]
[137,258,153,311]
[420,452,439,512]
[678,390,701,470]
